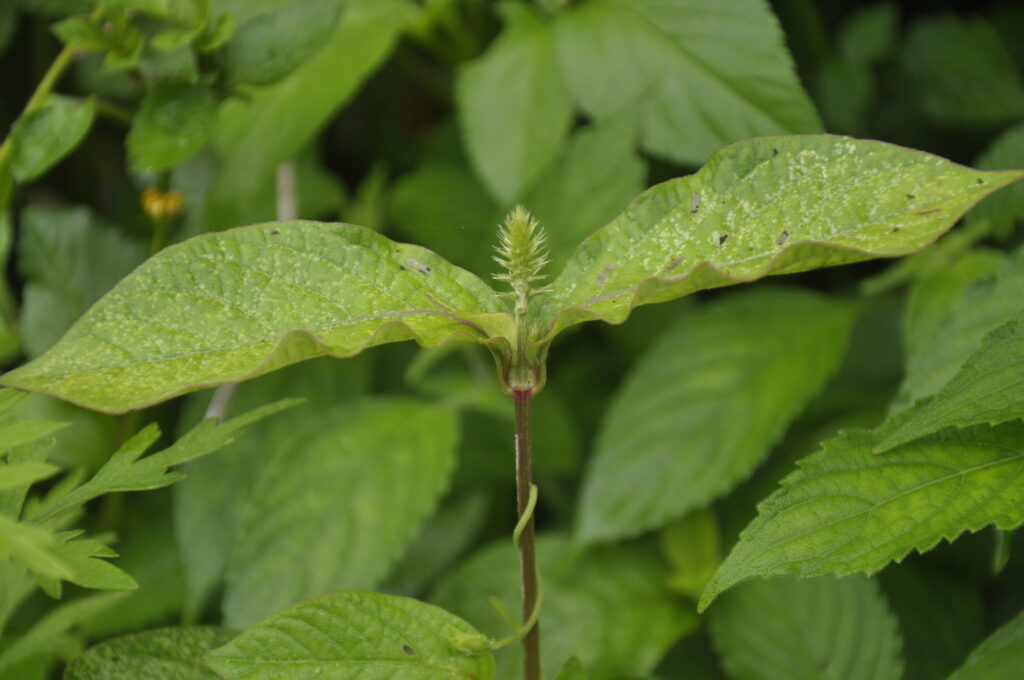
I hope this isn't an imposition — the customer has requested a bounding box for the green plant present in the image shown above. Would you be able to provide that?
[4,2,1024,680]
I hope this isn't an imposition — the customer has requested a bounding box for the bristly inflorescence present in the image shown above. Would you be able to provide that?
[493,206,550,318]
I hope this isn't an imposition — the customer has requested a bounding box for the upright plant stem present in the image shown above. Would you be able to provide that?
[514,388,541,680]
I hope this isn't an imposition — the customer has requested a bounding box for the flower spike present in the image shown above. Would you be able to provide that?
[493,205,549,317]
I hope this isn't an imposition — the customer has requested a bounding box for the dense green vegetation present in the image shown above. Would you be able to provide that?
[1,1,1024,679]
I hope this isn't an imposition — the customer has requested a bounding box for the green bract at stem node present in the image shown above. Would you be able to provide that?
[492,206,552,395]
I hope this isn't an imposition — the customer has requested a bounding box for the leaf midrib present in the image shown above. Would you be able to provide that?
[609,0,795,132]
[754,445,1024,567]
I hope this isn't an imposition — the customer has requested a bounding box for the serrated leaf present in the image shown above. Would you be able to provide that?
[1,222,509,412]
[206,590,496,680]
[0,514,73,581]
[17,204,146,358]
[899,248,1024,406]
[205,0,409,229]
[221,0,342,86]
[0,591,128,674]
[10,95,96,182]
[709,576,903,680]
[699,423,1024,611]
[29,400,296,523]
[432,535,695,680]
[127,81,217,171]
[457,4,573,203]
[578,288,852,543]
[876,310,1024,452]
[65,626,235,680]
[538,135,1023,340]
[0,461,59,491]
[947,609,1024,680]
[553,0,822,165]
[222,398,458,627]
[0,419,67,457]
[43,531,138,593]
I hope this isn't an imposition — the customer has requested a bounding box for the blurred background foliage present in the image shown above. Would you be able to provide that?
[2,0,1024,678]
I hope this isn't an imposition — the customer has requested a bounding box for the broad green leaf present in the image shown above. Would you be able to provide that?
[81,508,186,637]
[432,535,695,680]
[101,0,205,23]
[65,627,235,680]
[699,422,1024,610]
[880,564,983,680]
[17,204,145,358]
[222,398,458,627]
[205,0,410,230]
[391,158,498,270]
[901,248,1006,375]
[899,248,1024,406]
[900,14,1024,127]
[393,118,642,276]
[1,222,509,412]
[947,609,1024,680]
[709,576,903,680]
[127,81,218,171]
[174,355,368,619]
[457,4,573,203]
[10,95,96,182]
[553,0,822,165]
[577,288,853,542]
[29,400,296,522]
[0,591,128,674]
[967,121,1024,239]
[837,3,899,64]
[814,57,874,135]
[660,510,722,600]
[0,461,59,491]
[384,492,488,597]
[876,310,1024,452]
[553,657,586,680]
[521,117,645,272]
[206,590,496,680]
[538,136,1023,340]
[221,0,342,86]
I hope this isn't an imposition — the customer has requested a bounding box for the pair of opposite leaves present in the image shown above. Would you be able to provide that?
[2,135,1021,414]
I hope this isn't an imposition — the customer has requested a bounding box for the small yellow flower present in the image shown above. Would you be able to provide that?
[141,187,184,220]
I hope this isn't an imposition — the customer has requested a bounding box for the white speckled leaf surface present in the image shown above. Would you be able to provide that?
[537,135,1023,341]
[1,222,512,413]
[205,591,496,680]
